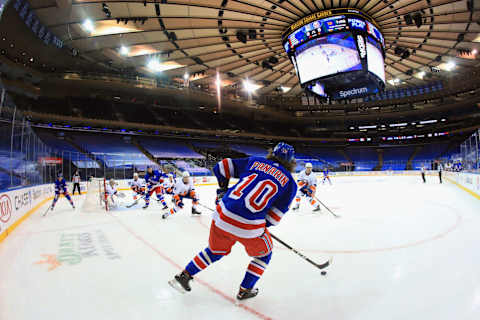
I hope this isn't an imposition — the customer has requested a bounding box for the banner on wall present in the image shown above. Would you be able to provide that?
[0,184,53,236]
[39,157,63,165]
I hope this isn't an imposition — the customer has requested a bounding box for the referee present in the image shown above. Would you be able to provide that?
[72,170,82,195]
[421,165,426,183]
[437,162,443,184]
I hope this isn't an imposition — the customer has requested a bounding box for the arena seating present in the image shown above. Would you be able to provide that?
[230,144,269,157]
[139,138,204,159]
[173,160,210,175]
[304,148,346,164]
[382,146,415,170]
[346,148,379,171]
[36,130,91,160]
[70,133,154,168]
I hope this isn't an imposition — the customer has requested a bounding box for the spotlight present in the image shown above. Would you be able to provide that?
[418,71,426,78]
[82,19,95,33]
[280,86,291,93]
[120,46,129,55]
[444,61,456,71]
[184,73,189,80]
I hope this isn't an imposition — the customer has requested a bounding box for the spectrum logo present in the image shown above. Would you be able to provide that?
[338,87,368,98]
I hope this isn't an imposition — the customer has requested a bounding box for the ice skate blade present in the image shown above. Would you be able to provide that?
[168,279,187,294]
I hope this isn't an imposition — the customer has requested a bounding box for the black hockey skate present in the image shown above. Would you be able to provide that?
[237,287,259,300]
[161,204,169,210]
[142,204,149,209]
[191,207,201,215]
[312,206,321,212]
[292,206,299,211]
[168,270,193,293]
[162,212,169,219]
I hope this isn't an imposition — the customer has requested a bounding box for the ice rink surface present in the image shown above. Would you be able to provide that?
[1,175,480,320]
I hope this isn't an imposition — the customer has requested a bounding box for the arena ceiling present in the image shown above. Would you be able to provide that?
[9,0,480,96]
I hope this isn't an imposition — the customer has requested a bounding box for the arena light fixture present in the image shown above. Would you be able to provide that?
[358,125,377,129]
[419,119,438,124]
[417,71,426,79]
[243,79,260,93]
[147,59,161,72]
[120,46,129,55]
[184,73,189,80]
[444,61,456,71]
[389,122,408,127]
[82,19,95,33]
[281,86,291,93]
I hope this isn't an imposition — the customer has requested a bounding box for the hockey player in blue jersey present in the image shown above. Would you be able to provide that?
[322,167,332,185]
[143,166,168,210]
[50,172,75,211]
[169,142,297,300]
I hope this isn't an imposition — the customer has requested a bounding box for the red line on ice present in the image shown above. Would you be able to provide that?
[111,215,272,320]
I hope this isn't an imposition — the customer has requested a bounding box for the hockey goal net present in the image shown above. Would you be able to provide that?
[82,177,109,212]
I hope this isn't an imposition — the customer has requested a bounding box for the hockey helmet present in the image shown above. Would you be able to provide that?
[273,142,295,163]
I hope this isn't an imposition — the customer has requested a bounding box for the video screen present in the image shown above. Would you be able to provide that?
[288,15,347,49]
[294,32,362,84]
[366,36,385,84]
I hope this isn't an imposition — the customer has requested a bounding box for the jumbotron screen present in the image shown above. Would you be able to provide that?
[295,32,362,84]
[283,8,386,99]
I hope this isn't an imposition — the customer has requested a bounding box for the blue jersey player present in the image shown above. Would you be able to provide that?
[50,172,75,211]
[169,142,297,300]
[322,168,331,185]
[143,166,168,210]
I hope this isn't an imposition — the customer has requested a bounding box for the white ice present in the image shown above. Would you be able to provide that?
[1,175,480,320]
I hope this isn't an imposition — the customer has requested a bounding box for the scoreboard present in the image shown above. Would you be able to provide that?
[282,8,386,100]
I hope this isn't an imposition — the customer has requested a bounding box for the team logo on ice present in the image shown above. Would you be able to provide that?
[34,254,62,271]
[34,230,121,272]
[0,194,12,223]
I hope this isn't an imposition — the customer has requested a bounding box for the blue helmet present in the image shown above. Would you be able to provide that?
[273,142,295,163]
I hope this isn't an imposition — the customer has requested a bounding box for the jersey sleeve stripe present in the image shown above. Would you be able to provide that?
[221,159,232,179]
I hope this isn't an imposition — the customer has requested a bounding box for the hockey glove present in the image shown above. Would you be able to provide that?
[215,188,228,205]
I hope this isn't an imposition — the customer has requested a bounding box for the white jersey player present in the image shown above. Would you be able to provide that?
[105,179,121,208]
[162,171,201,219]
[163,173,175,195]
[292,163,320,212]
[128,173,146,200]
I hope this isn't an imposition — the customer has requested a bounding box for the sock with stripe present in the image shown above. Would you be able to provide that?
[185,247,223,276]
[240,252,272,290]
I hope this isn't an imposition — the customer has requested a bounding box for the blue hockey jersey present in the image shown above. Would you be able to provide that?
[54,178,68,192]
[144,170,165,186]
[213,157,297,238]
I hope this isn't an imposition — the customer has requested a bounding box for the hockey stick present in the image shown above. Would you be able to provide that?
[269,233,331,270]
[198,202,332,271]
[314,196,340,218]
[42,204,52,217]
[126,195,146,208]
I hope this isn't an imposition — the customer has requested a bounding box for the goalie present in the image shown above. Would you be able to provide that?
[105,179,124,208]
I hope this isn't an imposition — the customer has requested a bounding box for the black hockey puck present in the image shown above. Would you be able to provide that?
[321,271,327,276]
